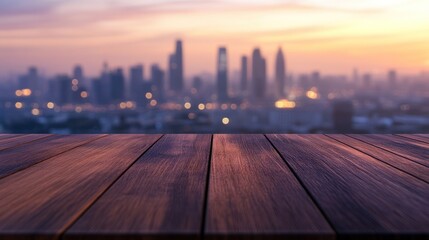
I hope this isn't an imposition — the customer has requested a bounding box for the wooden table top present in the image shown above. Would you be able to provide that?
[0,134,427,239]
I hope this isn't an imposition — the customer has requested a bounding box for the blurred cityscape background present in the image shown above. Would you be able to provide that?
[1,1,428,134]
[1,38,428,133]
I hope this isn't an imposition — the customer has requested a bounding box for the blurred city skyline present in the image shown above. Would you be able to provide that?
[1,0,429,78]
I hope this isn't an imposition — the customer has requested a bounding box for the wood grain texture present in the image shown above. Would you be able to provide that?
[267,134,429,237]
[66,134,211,240]
[0,134,161,239]
[397,134,429,144]
[205,134,333,240]
[0,134,103,179]
[328,134,429,183]
[349,134,429,167]
[0,134,51,151]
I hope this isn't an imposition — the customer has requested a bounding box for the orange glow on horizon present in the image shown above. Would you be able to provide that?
[0,0,428,76]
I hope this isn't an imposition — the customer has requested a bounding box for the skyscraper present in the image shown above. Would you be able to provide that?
[252,48,266,99]
[151,64,165,102]
[275,48,286,97]
[109,68,125,102]
[73,65,85,86]
[217,47,228,102]
[240,56,248,94]
[130,65,144,102]
[169,40,184,93]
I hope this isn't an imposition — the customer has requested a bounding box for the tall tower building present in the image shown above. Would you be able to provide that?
[109,68,125,102]
[240,56,248,94]
[275,48,286,97]
[130,65,144,102]
[252,48,267,100]
[73,65,85,86]
[169,40,184,93]
[151,64,165,102]
[217,47,228,102]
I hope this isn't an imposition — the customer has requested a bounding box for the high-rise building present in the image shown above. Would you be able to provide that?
[73,65,84,86]
[109,68,125,102]
[252,48,266,99]
[52,75,72,106]
[151,64,165,102]
[240,56,248,94]
[217,47,228,102]
[130,65,144,102]
[168,40,184,93]
[275,48,286,97]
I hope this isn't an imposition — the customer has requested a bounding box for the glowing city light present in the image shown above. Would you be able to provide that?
[231,104,238,110]
[22,89,32,96]
[15,90,23,97]
[125,101,133,108]
[31,108,40,116]
[206,103,214,110]
[145,92,153,99]
[72,79,79,85]
[15,102,23,109]
[75,106,82,113]
[184,102,191,109]
[306,88,319,99]
[119,102,127,109]
[198,103,205,110]
[275,99,296,109]
[222,117,230,125]
[80,91,88,98]
[221,104,228,110]
[47,102,55,109]
[150,99,157,107]
[72,85,78,91]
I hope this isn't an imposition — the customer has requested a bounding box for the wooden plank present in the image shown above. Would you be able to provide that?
[397,134,429,144]
[349,134,429,168]
[205,135,333,239]
[66,134,211,240]
[0,134,23,140]
[0,134,104,179]
[0,134,161,239]
[416,134,429,139]
[267,134,429,237]
[328,134,429,183]
[0,134,51,151]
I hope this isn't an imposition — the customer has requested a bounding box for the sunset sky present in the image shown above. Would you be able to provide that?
[1,0,429,79]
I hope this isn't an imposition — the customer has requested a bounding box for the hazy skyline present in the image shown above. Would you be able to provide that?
[1,0,429,78]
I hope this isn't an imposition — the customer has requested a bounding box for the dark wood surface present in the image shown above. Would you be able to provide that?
[0,134,427,240]
[349,134,429,167]
[67,134,211,239]
[205,134,333,239]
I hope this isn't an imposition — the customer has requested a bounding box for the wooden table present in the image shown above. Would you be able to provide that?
[0,134,428,239]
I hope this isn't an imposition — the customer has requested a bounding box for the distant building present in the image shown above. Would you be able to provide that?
[192,76,203,92]
[252,48,267,99]
[151,64,165,102]
[217,47,228,102]
[388,69,397,88]
[18,67,40,99]
[168,40,184,93]
[109,68,125,102]
[129,65,144,102]
[275,48,286,97]
[240,56,248,94]
[51,75,72,106]
[73,65,85,86]
[332,100,354,132]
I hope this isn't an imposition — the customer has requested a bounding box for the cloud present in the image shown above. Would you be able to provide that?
[0,0,61,15]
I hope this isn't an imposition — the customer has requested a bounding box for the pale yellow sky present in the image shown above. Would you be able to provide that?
[0,0,429,78]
